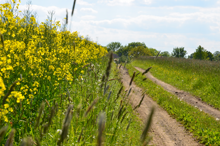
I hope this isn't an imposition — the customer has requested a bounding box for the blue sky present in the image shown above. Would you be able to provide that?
[1,0,220,55]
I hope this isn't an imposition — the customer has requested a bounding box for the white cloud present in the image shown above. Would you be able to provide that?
[217,0,220,4]
[70,20,220,54]
[80,8,98,13]
[77,0,93,6]
[18,4,77,23]
[98,0,135,6]
[142,0,152,5]
[81,15,96,19]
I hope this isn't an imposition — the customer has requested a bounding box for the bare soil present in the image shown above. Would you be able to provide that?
[119,67,202,146]
[135,67,220,120]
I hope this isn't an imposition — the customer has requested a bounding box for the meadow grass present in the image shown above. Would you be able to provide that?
[126,63,220,146]
[132,57,220,109]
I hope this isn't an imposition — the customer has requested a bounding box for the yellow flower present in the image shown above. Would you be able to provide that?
[4,104,9,109]
[81,70,84,74]
[4,116,8,122]
[9,108,13,112]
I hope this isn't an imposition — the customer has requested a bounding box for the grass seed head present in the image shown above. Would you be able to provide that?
[5,129,15,146]
[127,87,132,97]
[97,112,106,146]
[129,72,136,86]
[85,98,99,116]
[66,9,68,24]
[107,91,112,100]
[106,53,113,80]
[0,33,4,49]
[141,107,155,142]
[35,102,45,129]
[126,118,132,131]
[20,137,34,146]
[142,67,152,75]
[0,126,8,142]
[71,0,77,16]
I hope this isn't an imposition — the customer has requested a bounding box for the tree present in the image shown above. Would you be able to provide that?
[160,51,170,57]
[172,47,187,58]
[193,45,207,60]
[116,42,149,57]
[128,46,152,58]
[206,51,214,61]
[127,42,146,48]
[214,51,220,61]
[149,48,159,56]
[116,46,130,57]
[188,53,194,59]
[106,42,121,52]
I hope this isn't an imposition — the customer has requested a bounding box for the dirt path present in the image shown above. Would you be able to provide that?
[119,67,201,146]
[135,67,220,120]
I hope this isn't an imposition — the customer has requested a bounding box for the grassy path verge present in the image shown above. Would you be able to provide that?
[131,58,220,109]
[126,63,220,146]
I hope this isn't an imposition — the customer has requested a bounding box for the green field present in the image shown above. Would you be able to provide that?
[131,57,220,109]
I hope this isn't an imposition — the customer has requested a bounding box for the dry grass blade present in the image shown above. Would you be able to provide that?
[66,9,68,24]
[142,67,152,75]
[108,78,116,82]
[35,102,45,129]
[0,33,4,49]
[5,129,15,146]
[0,126,8,142]
[71,0,77,16]
[97,112,106,146]
[82,63,90,68]
[45,99,50,107]
[129,72,136,86]
[141,107,155,143]
[3,79,22,105]
[85,98,99,116]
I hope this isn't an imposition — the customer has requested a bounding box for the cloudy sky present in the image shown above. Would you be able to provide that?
[1,0,220,55]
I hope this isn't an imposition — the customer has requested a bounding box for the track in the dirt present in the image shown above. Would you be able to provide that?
[119,67,202,146]
[135,67,220,120]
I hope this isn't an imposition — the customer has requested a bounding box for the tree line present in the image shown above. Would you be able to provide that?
[105,42,220,61]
